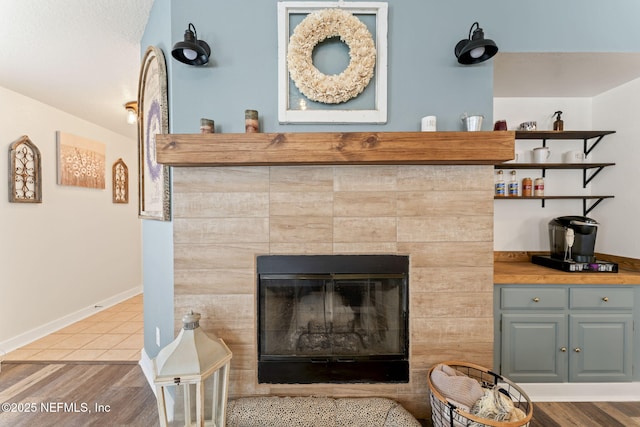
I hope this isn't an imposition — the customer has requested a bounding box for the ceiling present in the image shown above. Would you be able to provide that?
[2,2,640,140]
[493,52,640,98]
[0,0,155,139]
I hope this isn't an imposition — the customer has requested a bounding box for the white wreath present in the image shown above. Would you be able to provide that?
[287,8,376,105]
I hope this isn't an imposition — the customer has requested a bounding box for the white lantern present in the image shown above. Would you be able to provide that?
[153,311,232,427]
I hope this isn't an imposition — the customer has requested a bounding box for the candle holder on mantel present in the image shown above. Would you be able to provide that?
[245,109,259,133]
[200,118,215,134]
[152,311,232,427]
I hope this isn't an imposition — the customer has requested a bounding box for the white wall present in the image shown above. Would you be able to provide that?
[592,78,640,259]
[493,86,640,258]
[0,86,142,351]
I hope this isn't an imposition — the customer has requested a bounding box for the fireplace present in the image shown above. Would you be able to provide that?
[171,161,499,417]
[257,255,409,384]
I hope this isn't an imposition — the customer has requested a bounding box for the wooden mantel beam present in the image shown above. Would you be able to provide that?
[155,131,515,167]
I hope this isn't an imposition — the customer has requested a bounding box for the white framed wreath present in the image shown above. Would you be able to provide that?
[277,1,388,124]
[287,8,376,105]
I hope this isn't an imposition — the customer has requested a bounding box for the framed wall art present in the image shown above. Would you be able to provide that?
[138,45,170,220]
[112,158,128,204]
[277,1,388,124]
[9,135,42,203]
[56,131,106,189]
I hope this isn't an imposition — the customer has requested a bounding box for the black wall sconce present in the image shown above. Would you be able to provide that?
[172,23,211,66]
[454,22,498,65]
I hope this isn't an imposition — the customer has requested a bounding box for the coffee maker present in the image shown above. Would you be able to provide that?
[549,215,598,262]
[532,215,618,272]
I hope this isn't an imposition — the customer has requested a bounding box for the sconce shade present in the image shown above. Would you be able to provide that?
[172,23,211,66]
[455,22,498,65]
[125,101,137,125]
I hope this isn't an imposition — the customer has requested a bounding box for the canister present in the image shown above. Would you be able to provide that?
[534,177,544,196]
[522,177,532,197]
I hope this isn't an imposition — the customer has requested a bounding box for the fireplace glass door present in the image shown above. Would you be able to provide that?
[257,255,409,384]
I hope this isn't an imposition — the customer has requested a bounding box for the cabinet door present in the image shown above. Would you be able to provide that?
[501,313,568,382]
[569,314,633,382]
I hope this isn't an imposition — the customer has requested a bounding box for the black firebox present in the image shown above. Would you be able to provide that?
[257,255,409,384]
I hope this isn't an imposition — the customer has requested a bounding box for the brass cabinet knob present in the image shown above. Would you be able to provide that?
[560,347,567,352]
[602,297,609,302]
[574,347,582,353]
[532,297,540,302]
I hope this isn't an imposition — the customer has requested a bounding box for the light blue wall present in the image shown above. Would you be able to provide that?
[142,0,640,356]
[141,0,174,358]
[169,0,496,133]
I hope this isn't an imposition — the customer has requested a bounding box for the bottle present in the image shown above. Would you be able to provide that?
[534,177,545,196]
[495,170,506,197]
[522,177,532,197]
[553,111,564,131]
[508,170,519,197]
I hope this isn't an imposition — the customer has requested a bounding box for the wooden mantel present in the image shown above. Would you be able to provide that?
[155,131,515,166]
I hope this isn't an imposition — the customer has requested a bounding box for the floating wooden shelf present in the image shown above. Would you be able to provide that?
[501,130,618,215]
[514,130,615,140]
[514,130,615,155]
[494,195,615,200]
[155,131,515,167]
[496,162,615,170]
[494,195,615,216]
[496,162,616,186]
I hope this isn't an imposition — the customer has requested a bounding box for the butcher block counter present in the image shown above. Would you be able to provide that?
[494,252,640,285]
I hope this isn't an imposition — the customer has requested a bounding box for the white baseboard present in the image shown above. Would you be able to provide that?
[519,382,640,402]
[0,286,142,355]
[140,348,175,421]
[139,347,156,396]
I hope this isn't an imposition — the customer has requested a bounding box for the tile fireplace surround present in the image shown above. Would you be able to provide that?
[158,131,514,418]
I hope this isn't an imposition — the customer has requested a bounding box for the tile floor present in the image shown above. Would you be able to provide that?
[2,294,143,363]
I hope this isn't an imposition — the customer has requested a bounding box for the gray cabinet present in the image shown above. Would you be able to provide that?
[502,313,567,382]
[495,285,635,382]
[569,313,633,381]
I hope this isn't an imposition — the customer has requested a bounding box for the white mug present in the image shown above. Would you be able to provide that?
[533,147,551,163]
[421,116,437,132]
[563,150,585,163]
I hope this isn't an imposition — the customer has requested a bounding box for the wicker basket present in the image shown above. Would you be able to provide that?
[427,361,533,427]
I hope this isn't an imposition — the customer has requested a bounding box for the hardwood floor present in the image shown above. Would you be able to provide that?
[1,362,639,426]
[527,402,640,426]
[420,401,640,427]
[0,362,158,426]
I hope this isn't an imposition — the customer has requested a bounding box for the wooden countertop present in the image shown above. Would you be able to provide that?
[495,261,640,285]
[494,252,640,285]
